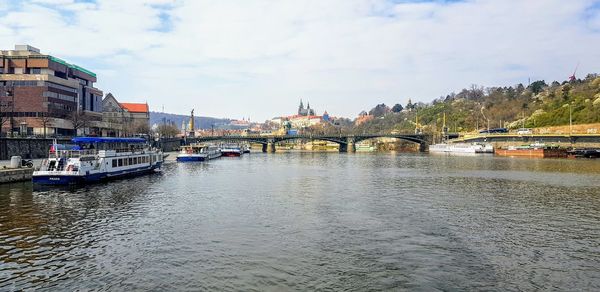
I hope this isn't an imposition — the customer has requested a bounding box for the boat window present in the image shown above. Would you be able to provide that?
[118,159,123,167]
[128,158,133,165]
[133,157,137,164]
[112,159,117,167]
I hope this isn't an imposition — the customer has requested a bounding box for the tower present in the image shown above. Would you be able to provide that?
[298,99,305,115]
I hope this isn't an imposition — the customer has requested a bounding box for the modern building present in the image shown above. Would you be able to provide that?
[0,45,103,136]
[102,93,149,137]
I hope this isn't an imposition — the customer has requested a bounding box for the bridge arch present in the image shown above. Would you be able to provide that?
[273,136,347,145]
[179,133,431,152]
[353,135,428,145]
[189,136,267,145]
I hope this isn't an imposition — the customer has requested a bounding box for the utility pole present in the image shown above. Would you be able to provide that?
[415,110,419,134]
[569,103,573,135]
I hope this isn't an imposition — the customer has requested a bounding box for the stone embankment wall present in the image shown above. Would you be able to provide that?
[0,168,33,183]
[155,138,182,152]
[0,138,69,160]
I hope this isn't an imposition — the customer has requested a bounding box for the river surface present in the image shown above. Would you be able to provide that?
[1,153,600,291]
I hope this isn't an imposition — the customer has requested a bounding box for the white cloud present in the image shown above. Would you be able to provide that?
[1,0,599,120]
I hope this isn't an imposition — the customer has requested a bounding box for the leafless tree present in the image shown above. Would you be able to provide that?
[0,99,9,137]
[39,113,53,138]
[134,122,151,136]
[156,123,180,138]
[69,111,90,136]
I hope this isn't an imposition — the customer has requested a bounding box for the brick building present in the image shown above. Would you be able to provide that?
[0,45,103,137]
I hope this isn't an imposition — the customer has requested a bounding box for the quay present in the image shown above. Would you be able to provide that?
[0,167,33,184]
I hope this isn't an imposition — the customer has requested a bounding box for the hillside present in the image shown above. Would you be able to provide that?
[150,112,230,130]
[354,73,600,134]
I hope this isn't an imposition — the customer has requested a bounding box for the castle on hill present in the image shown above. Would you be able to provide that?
[297,99,315,116]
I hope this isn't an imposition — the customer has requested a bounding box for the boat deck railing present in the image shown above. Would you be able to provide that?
[50,150,97,158]
[50,148,150,158]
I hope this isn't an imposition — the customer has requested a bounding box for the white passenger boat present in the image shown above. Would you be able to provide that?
[33,137,164,185]
[220,143,243,157]
[176,144,221,162]
[429,142,494,153]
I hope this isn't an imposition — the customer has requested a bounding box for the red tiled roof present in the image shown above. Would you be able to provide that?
[119,102,149,113]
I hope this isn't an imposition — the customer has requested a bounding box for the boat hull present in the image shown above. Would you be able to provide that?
[32,175,84,185]
[33,164,161,185]
[176,155,207,162]
[221,151,241,157]
[495,148,567,158]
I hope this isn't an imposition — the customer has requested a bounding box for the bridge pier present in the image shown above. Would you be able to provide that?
[264,140,276,153]
[344,138,355,153]
[419,142,428,152]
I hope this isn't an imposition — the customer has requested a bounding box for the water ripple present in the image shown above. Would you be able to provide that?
[0,154,599,290]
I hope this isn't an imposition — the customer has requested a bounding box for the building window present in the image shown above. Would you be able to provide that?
[30,68,41,74]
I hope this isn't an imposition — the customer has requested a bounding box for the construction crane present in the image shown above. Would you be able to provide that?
[569,62,579,82]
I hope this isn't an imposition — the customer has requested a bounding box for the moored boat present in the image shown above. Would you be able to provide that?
[220,143,243,157]
[242,144,251,154]
[567,148,600,159]
[429,142,493,154]
[495,143,567,158]
[33,137,163,185]
[176,144,221,162]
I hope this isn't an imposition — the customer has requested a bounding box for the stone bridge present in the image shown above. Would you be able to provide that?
[185,134,431,152]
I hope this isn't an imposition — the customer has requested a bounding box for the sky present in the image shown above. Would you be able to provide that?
[1,0,599,121]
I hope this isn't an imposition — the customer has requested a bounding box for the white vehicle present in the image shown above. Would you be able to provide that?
[516,128,532,135]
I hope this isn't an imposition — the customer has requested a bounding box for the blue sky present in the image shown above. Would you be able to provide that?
[1,0,599,120]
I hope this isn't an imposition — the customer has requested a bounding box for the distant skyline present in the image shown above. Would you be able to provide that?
[1,0,599,121]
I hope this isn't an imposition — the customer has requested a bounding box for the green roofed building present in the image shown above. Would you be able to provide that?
[0,45,104,137]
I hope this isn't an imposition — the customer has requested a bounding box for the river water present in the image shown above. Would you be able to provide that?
[1,153,599,291]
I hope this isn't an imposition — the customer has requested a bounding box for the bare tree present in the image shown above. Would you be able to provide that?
[134,122,151,136]
[69,111,90,136]
[156,123,180,138]
[39,113,53,138]
[0,99,9,137]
